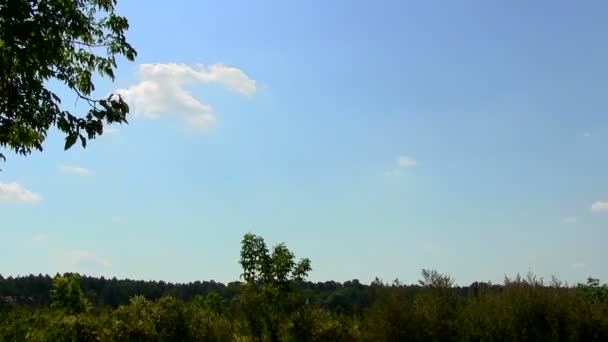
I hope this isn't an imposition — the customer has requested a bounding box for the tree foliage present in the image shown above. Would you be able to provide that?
[0,0,136,163]
[238,233,312,341]
[578,277,608,304]
[1,236,608,341]
[50,273,90,315]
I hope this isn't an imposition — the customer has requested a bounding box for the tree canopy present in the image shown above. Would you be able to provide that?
[50,274,90,315]
[239,233,312,341]
[0,0,136,163]
[1,234,608,340]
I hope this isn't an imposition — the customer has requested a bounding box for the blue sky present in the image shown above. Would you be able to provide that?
[1,0,608,285]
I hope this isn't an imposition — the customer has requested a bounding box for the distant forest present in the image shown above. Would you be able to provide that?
[1,273,487,311]
[2,233,607,341]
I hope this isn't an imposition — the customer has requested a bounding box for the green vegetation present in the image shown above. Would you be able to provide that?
[0,0,136,163]
[1,233,607,341]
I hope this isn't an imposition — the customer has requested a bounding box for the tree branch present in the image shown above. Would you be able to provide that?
[68,40,111,48]
[72,88,99,108]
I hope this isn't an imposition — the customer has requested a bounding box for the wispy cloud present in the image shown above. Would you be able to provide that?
[422,242,439,254]
[584,132,591,137]
[562,217,577,224]
[104,126,120,134]
[398,156,417,168]
[386,155,417,176]
[59,164,92,176]
[591,201,608,212]
[32,233,48,242]
[0,182,42,203]
[116,63,256,128]
[572,262,587,269]
[68,249,111,270]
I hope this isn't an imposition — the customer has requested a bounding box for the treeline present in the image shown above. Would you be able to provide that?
[0,273,459,313]
[0,273,523,316]
[0,274,240,308]
[2,273,608,341]
[1,233,607,341]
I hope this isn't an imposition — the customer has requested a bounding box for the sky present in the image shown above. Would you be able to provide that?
[1,0,608,286]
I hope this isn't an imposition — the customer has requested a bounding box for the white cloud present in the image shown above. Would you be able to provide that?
[104,126,120,134]
[591,201,608,212]
[59,164,92,176]
[422,242,439,253]
[0,182,42,203]
[32,233,48,242]
[68,249,111,270]
[572,262,587,269]
[562,217,577,224]
[398,155,417,168]
[387,155,417,176]
[584,132,591,137]
[116,63,256,128]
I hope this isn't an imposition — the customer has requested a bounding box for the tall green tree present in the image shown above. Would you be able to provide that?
[50,273,90,315]
[238,233,312,342]
[415,269,459,341]
[0,0,136,163]
[577,277,608,304]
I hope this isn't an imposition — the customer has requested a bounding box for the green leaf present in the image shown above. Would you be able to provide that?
[121,101,129,114]
[64,134,78,150]
[0,0,136,164]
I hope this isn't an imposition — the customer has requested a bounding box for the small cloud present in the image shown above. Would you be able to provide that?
[387,155,417,176]
[591,201,608,212]
[116,63,256,129]
[572,262,587,269]
[422,242,439,253]
[59,164,92,176]
[32,233,48,242]
[68,249,111,270]
[398,155,417,168]
[584,132,591,137]
[562,217,577,224]
[104,126,120,134]
[0,182,42,203]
